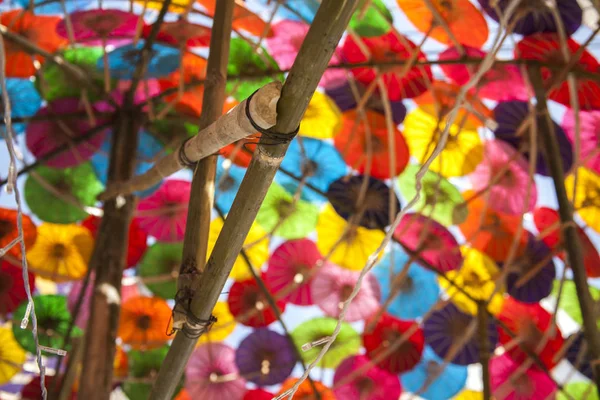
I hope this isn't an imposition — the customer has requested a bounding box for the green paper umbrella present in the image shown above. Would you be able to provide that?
[12,294,81,354]
[123,345,183,400]
[397,164,466,226]
[256,182,319,240]
[291,317,361,369]
[558,382,599,400]
[349,0,393,37]
[24,162,104,224]
[37,47,112,102]
[138,242,183,299]
[553,280,600,329]
[226,38,283,101]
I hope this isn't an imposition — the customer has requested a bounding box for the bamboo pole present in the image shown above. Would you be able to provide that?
[149,1,359,398]
[478,301,492,400]
[529,67,600,396]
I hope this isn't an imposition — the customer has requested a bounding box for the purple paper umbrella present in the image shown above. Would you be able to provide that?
[333,355,402,400]
[493,100,573,176]
[56,9,140,46]
[503,237,556,304]
[423,302,498,366]
[26,98,108,169]
[186,342,247,400]
[234,328,297,386]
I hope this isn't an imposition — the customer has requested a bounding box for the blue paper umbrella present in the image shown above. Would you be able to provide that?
[423,302,498,365]
[401,346,468,400]
[98,40,181,79]
[215,157,246,214]
[372,243,439,320]
[91,130,164,197]
[16,0,91,15]
[259,0,320,22]
[276,137,347,202]
[1,78,43,135]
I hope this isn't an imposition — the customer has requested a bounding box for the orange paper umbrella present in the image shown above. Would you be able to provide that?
[197,0,270,37]
[396,0,488,48]
[277,378,336,400]
[334,109,410,179]
[0,10,66,78]
[0,207,36,260]
[118,295,172,349]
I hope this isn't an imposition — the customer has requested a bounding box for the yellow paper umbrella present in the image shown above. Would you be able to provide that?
[316,204,385,271]
[440,246,505,315]
[566,167,600,233]
[403,108,483,177]
[26,223,94,282]
[207,217,269,281]
[196,301,236,346]
[454,390,483,400]
[299,91,342,139]
[0,327,26,385]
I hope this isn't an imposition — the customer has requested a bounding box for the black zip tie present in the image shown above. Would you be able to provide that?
[169,289,217,339]
[178,136,197,167]
[245,88,299,145]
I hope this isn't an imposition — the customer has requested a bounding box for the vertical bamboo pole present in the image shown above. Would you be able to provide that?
[149,1,359,398]
[477,301,491,400]
[529,67,600,396]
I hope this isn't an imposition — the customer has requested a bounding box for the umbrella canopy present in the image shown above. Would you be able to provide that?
[186,342,247,400]
[558,382,598,400]
[553,281,600,330]
[2,78,43,134]
[215,158,247,214]
[228,277,287,328]
[24,162,104,224]
[333,355,402,400]
[0,327,27,385]
[565,332,595,381]
[197,0,269,37]
[124,345,183,400]
[56,9,140,45]
[348,0,393,37]
[265,238,321,306]
[424,302,498,365]
[311,263,381,322]
[243,389,274,400]
[197,301,236,345]
[490,353,557,400]
[98,40,181,79]
[296,91,342,139]
[146,20,211,47]
[566,167,600,233]
[291,317,361,369]
[397,164,467,226]
[26,223,94,282]
[373,244,440,320]
[0,207,37,260]
[363,313,424,374]
[0,260,35,316]
[117,295,171,350]
[138,242,183,299]
[277,378,336,400]
[562,109,600,174]
[235,328,297,386]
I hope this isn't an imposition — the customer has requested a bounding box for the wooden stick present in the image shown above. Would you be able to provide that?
[149,1,358,398]
[478,301,492,400]
[529,66,600,397]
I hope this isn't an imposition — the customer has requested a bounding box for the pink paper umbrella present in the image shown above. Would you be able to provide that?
[266,19,345,89]
[439,46,529,102]
[136,179,191,242]
[311,263,381,322]
[334,355,402,400]
[490,353,557,400]
[469,140,537,215]
[186,342,247,400]
[56,9,141,46]
[26,98,108,168]
[264,238,322,306]
[562,109,600,174]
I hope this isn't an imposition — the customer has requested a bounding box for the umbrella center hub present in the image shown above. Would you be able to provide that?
[276,199,296,218]
[339,284,354,304]
[462,269,482,287]
[218,175,236,192]
[356,377,375,395]
[81,14,123,36]
[260,358,272,375]
[511,372,534,396]
[0,219,13,238]
[396,276,414,292]
[425,361,442,376]
[301,160,318,177]
[423,181,449,205]
[136,314,152,330]
[52,243,67,259]
[293,265,310,285]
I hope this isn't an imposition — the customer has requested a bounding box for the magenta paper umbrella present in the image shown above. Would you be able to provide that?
[469,140,537,215]
[439,46,529,102]
[136,179,191,242]
[265,19,345,89]
[186,342,247,400]
[562,109,600,174]
[333,355,402,400]
[26,98,108,168]
[56,9,141,45]
[393,213,463,273]
[311,263,381,322]
[490,353,557,400]
[264,238,322,306]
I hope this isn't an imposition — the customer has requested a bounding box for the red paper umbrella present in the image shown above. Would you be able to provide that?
[145,20,211,47]
[82,215,148,268]
[228,277,286,328]
[363,313,424,374]
[516,33,600,110]
[341,31,433,100]
[0,207,37,260]
[497,297,565,370]
[0,10,66,78]
[334,109,410,179]
[533,207,600,277]
[243,389,274,400]
[265,239,321,306]
[0,260,35,316]
[56,9,140,45]
[393,213,463,273]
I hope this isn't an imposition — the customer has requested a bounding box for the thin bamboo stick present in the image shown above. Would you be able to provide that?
[478,301,492,400]
[529,67,600,397]
[149,1,359,398]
